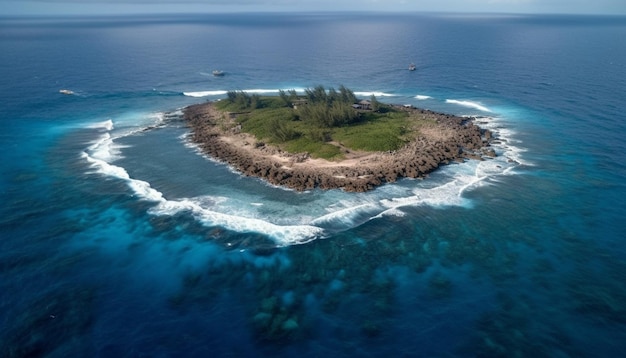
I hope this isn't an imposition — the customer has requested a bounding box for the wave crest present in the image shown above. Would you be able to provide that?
[446,99,491,112]
[354,91,396,97]
[81,107,526,247]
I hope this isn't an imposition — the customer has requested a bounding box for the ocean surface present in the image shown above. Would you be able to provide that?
[1,12,626,357]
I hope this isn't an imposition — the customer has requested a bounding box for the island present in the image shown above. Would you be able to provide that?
[184,86,495,192]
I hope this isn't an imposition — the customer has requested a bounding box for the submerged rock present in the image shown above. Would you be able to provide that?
[281,318,299,331]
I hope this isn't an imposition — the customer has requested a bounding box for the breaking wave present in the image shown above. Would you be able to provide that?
[354,91,396,97]
[183,89,397,99]
[183,88,308,98]
[80,104,526,247]
[183,90,228,97]
[446,99,491,112]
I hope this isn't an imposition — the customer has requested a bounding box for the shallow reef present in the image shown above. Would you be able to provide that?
[1,285,96,358]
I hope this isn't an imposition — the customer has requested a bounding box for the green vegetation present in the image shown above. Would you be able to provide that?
[214,86,430,160]
[284,137,342,159]
[332,112,411,152]
[216,91,287,112]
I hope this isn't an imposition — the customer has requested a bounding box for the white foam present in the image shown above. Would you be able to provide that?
[114,112,167,138]
[374,114,527,212]
[82,138,324,246]
[150,198,325,246]
[87,119,114,131]
[474,159,504,178]
[127,179,165,202]
[354,91,396,97]
[415,95,432,100]
[184,88,396,99]
[85,132,127,162]
[310,202,380,229]
[380,174,476,209]
[241,88,281,94]
[82,153,164,203]
[372,207,406,219]
[82,114,175,203]
[183,88,308,98]
[183,90,228,97]
[446,99,491,112]
[80,103,528,247]
[246,87,308,94]
[477,117,534,167]
[82,122,325,245]
[84,137,325,244]
[82,152,128,179]
[181,111,526,243]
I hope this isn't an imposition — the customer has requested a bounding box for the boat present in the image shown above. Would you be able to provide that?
[212,70,225,76]
[409,63,416,71]
[59,89,74,95]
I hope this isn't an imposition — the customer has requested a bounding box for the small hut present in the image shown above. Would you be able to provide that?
[358,100,372,110]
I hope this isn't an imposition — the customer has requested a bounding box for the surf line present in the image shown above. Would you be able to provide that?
[81,121,326,246]
[446,99,491,112]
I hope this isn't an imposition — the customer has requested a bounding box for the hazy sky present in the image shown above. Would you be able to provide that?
[1,0,625,16]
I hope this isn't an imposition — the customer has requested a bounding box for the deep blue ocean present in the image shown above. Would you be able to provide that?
[1,12,626,357]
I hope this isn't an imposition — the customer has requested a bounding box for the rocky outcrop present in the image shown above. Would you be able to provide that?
[184,102,495,192]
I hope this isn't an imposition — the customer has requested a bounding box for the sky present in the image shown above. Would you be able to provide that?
[1,0,625,16]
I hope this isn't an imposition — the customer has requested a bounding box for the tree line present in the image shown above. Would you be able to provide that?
[225,91,262,110]
[296,85,360,128]
[223,85,374,144]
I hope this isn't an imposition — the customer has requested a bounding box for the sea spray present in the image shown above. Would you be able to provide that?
[446,99,491,112]
[80,104,524,246]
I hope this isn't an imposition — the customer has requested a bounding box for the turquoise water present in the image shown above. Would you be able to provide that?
[1,13,626,357]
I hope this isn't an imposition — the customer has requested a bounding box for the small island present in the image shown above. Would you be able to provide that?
[184,86,495,192]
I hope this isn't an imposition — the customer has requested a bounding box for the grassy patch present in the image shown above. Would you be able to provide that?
[214,88,435,158]
[333,112,413,152]
[237,108,296,139]
[284,137,343,160]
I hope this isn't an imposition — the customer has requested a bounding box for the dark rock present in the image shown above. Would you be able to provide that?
[184,102,496,192]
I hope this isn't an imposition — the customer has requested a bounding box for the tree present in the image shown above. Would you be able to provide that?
[223,91,263,110]
[268,118,298,142]
[370,94,380,112]
[279,89,291,107]
[305,85,329,104]
[328,87,339,104]
[339,85,357,104]
[250,93,261,109]
[308,128,331,142]
[298,85,360,128]
[288,89,298,102]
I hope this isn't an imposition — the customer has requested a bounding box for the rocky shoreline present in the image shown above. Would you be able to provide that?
[184,102,496,192]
